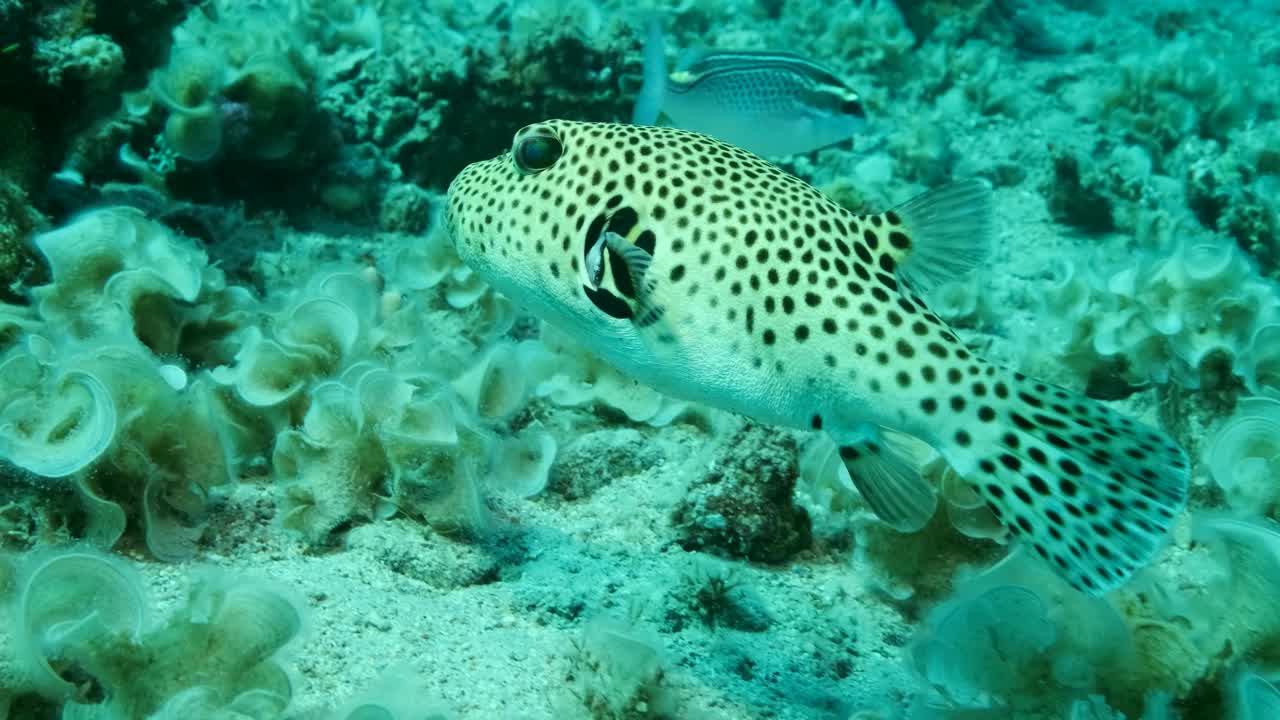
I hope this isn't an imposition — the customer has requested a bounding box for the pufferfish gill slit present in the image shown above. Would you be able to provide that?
[444,120,1190,596]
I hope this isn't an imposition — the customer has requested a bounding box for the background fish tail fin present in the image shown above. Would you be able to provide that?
[632,17,667,125]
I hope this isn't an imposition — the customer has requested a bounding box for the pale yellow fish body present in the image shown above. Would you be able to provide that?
[446,120,1189,595]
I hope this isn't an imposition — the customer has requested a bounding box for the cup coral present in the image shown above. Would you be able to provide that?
[1206,397,1280,518]
[140,0,319,167]
[0,338,117,478]
[1038,238,1280,391]
[5,548,301,718]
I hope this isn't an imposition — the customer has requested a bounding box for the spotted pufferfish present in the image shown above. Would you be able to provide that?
[445,120,1189,594]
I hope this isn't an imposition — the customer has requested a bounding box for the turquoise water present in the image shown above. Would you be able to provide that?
[0,1,1278,718]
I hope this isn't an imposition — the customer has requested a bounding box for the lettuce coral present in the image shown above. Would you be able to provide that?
[0,338,117,478]
[1183,122,1280,278]
[73,350,235,560]
[532,322,695,427]
[907,551,1157,718]
[3,548,301,718]
[272,363,484,544]
[1121,517,1280,708]
[1097,31,1256,167]
[1230,672,1280,720]
[1037,237,1280,391]
[0,200,556,560]
[133,0,320,168]
[30,207,206,344]
[212,260,551,546]
[1206,397,1280,518]
[11,548,147,702]
[211,267,379,411]
[897,516,1280,719]
[795,433,1000,601]
[385,225,515,347]
[0,208,246,560]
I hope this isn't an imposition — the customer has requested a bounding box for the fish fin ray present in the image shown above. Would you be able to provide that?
[601,232,667,332]
[889,178,992,293]
[944,370,1189,595]
[632,18,667,125]
[837,425,938,533]
[602,231,653,280]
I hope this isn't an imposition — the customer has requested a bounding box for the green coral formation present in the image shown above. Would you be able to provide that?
[0,0,1279,718]
[671,421,813,564]
[1034,236,1280,393]
[0,201,574,714]
[144,2,318,164]
[1184,125,1280,277]
[1,548,300,719]
[906,517,1280,718]
[0,178,41,302]
[0,203,567,560]
[1099,32,1255,168]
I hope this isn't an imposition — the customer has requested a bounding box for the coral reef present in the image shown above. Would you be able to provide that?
[0,1,1278,718]
[906,515,1280,719]
[1034,237,1280,393]
[0,200,555,562]
[671,422,812,564]
[0,178,42,301]
[1183,126,1280,277]
[1,548,301,718]
[1097,31,1256,168]
[1205,397,1280,519]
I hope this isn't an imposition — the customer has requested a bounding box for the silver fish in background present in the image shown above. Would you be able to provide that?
[631,19,868,157]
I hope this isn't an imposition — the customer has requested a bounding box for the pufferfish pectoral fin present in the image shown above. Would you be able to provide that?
[835,425,938,533]
[600,231,668,330]
[888,178,994,294]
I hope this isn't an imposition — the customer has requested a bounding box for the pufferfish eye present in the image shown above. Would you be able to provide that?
[512,126,564,175]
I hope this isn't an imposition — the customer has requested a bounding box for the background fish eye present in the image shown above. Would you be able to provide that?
[513,131,564,174]
[839,97,866,117]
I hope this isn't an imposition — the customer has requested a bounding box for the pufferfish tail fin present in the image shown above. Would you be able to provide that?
[942,370,1189,595]
[879,178,993,293]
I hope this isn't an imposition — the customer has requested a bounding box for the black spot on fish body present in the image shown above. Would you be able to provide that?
[636,230,657,255]
[584,285,632,319]
[607,206,640,237]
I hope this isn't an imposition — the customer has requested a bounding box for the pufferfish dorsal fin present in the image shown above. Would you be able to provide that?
[874,178,994,294]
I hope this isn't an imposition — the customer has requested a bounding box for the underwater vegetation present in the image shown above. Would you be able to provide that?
[0,0,1279,719]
